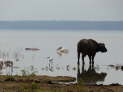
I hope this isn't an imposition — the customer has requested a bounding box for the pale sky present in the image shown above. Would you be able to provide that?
[0,0,123,21]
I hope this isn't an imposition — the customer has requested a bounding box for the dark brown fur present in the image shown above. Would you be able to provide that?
[77,39,107,65]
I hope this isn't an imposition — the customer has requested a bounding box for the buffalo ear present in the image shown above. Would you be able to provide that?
[98,43,105,46]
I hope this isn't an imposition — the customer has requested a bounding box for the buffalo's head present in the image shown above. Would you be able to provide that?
[97,43,107,53]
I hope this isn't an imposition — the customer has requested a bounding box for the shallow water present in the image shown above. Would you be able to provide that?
[0,30,123,85]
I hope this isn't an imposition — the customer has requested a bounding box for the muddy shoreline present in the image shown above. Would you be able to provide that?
[0,75,76,83]
[0,75,123,92]
[0,81,123,92]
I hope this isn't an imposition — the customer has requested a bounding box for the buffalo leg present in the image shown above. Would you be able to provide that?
[77,52,80,65]
[92,53,96,65]
[77,52,80,68]
[82,62,85,72]
[82,54,86,64]
[88,55,92,64]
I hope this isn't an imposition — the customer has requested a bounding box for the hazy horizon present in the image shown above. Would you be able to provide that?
[0,21,123,30]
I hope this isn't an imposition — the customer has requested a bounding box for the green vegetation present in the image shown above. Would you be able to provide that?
[21,65,38,76]
[0,73,85,92]
[0,82,87,92]
[0,78,122,92]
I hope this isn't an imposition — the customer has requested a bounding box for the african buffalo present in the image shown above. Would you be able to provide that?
[77,39,107,65]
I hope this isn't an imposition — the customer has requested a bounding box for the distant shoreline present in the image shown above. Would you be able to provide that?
[0,21,123,30]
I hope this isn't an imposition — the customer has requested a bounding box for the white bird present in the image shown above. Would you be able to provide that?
[56,46,69,56]
[46,56,53,62]
[45,56,54,72]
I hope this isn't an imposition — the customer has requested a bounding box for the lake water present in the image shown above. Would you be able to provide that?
[0,30,123,85]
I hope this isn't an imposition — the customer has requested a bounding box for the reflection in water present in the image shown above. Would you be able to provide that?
[108,64,123,71]
[4,60,13,75]
[0,60,13,75]
[77,63,107,85]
